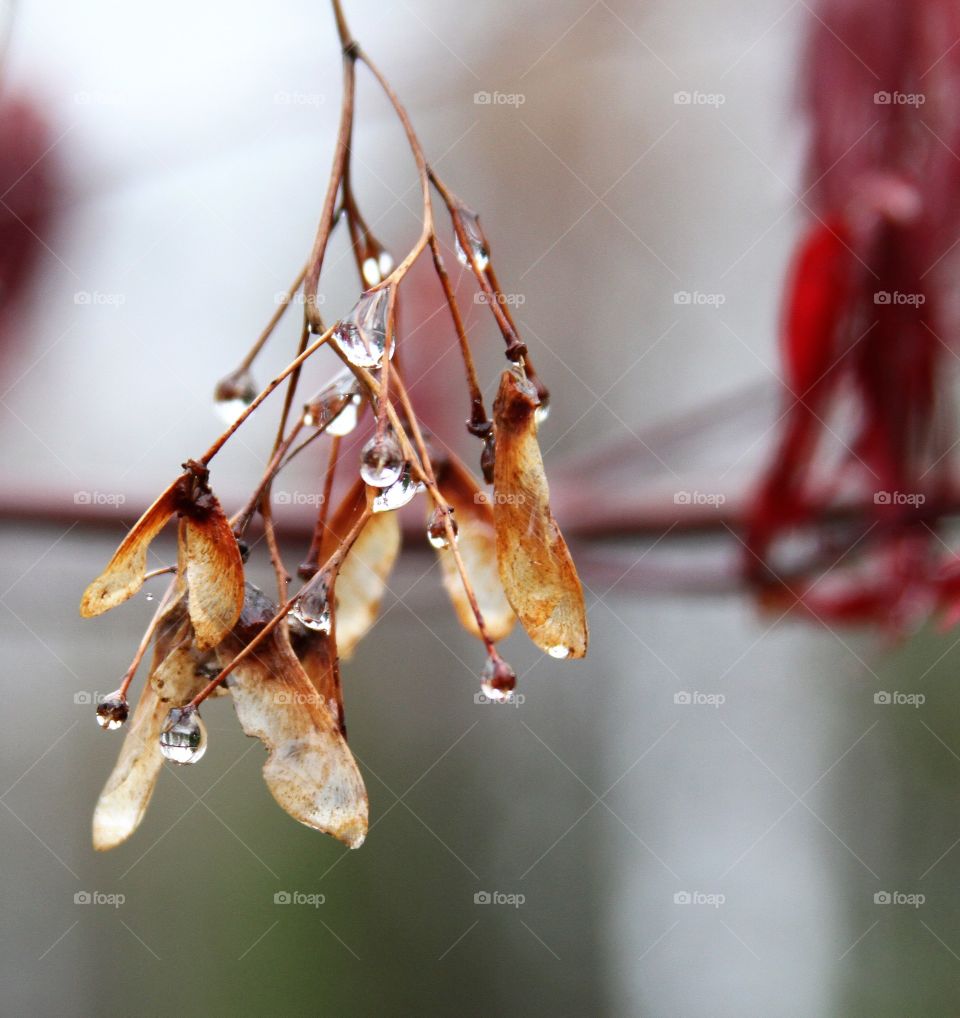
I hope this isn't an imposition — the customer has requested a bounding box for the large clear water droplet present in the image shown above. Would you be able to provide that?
[373,464,425,513]
[214,367,257,425]
[96,690,129,731]
[302,369,362,436]
[334,288,393,368]
[290,575,332,633]
[360,433,404,488]
[547,644,570,659]
[427,506,458,549]
[480,656,517,702]
[454,210,489,271]
[159,707,207,764]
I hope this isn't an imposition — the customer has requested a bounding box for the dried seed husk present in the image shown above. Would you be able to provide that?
[433,453,515,642]
[492,367,588,658]
[92,597,207,850]
[218,585,367,848]
[318,479,400,658]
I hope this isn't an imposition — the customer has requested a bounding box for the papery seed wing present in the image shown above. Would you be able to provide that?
[434,454,515,642]
[297,629,346,737]
[320,479,400,659]
[92,598,207,850]
[492,368,588,658]
[219,585,367,848]
[180,495,245,650]
[80,480,179,618]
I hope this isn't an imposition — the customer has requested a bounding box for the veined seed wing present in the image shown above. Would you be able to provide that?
[492,368,588,659]
[296,627,346,737]
[433,453,515,642]
[319,479,400,659]
[179,494,245,650]
[92,599,205,850]
[80,479,179,618]
[220,585,368,848]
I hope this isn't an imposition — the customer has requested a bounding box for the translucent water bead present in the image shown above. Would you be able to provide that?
[360,433,404,488]
[302,369,362,436]
[159,707,207,764]
[453,209,489,271]
[213,367,258,425]
[334,288,394,368]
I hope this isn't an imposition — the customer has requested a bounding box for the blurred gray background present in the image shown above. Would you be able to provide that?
[3,1,960,1015]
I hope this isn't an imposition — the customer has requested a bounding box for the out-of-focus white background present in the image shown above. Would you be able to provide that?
[2,2,959,1015]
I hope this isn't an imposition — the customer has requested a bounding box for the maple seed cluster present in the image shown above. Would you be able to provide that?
[79,1,587,853]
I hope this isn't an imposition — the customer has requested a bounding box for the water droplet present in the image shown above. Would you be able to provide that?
[427,506,458,549]
[302,369,362,436]
[373,464,425,513]
[360,433,404,488]
[547,644,570,659]
[96,690,129,731]
[454,209,490,271]
[214,367,258,425]
[290,575,332,633]
[534,396,550,426]
[378,251,394,278]
[145,592,154,602]
[159,707,207,764]
[361,257,381,286]
[480,656,516,702]
[334,288,393,368]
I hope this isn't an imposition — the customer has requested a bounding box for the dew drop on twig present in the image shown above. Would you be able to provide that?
[334,288,393,368]
[159,707,207,765]
[95,690,129,731]
[372,464,424,513]
[360,433,404,488]
[454,209,489,271]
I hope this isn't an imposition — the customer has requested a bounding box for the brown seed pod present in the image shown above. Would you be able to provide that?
[80,462,244,651]
[92,597,208,851]
[318,479,400,659]
[433,453,515,642]
[217,585,367,848]
[492,367,588,659]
